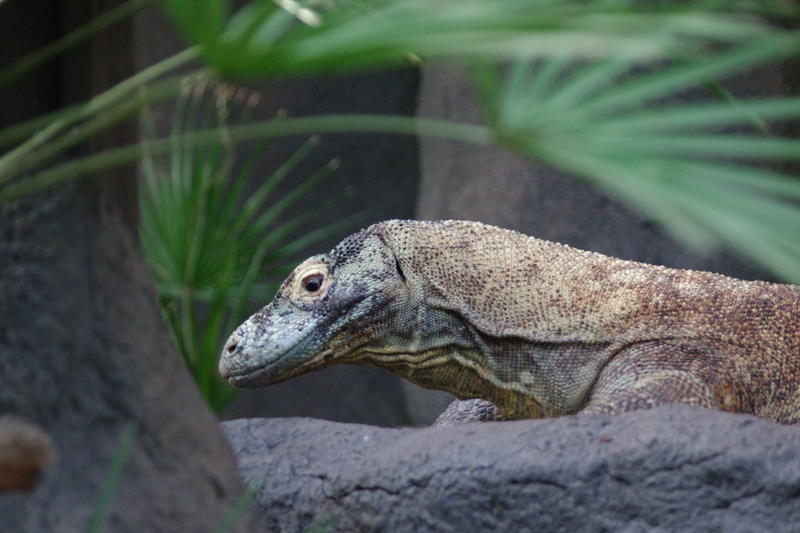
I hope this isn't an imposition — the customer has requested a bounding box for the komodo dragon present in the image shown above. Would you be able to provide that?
[218,219,800,424]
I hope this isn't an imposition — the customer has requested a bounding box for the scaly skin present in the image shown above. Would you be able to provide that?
[219,220,800,423]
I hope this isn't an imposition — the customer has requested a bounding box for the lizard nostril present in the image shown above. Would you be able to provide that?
[226,339,238,354]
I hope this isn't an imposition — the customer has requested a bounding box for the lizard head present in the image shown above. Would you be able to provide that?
[218,225,414,387]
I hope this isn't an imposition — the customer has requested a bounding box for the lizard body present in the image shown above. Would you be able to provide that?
[219,220,800,424]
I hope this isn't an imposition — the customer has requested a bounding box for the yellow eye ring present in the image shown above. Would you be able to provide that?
[292,261,330,302]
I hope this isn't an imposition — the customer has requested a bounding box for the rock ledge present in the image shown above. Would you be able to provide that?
[222,405,800,532]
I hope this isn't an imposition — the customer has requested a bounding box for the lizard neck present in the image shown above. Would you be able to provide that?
[394,352,550,419]
[355,302,613,418]
[367,219,671,416]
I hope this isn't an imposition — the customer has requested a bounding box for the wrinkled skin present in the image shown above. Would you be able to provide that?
[219,229,416,387]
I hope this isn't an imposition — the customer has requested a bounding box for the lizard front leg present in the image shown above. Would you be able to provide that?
[434,372,715,425]
[582,341,720,416]
[434,365,716,425]
[435,341,723,424]
[582,370,717,415]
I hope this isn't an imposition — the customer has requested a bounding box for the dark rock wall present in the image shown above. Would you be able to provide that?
[0,186,253,531]
[0,2,253,530]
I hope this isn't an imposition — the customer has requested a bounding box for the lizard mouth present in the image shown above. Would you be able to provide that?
[224,348,299,387]
[224,364,274,387]
[222,294,377,387]
[223,336,333,387]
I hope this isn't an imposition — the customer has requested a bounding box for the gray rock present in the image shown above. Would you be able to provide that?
[0,183,255,532]
[0,5,255,531]
[223,405,800,532]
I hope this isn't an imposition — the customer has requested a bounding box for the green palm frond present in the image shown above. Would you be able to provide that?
[3,0,799,287]
[139,85,358,410]
[473,33,800,282]
[159,0,792,78]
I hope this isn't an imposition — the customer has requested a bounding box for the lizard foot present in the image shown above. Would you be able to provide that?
[434,399,506,426]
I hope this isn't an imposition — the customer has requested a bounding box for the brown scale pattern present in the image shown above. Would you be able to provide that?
[222,219,800,424]
[374,220,800,423]
[376,221,800,423]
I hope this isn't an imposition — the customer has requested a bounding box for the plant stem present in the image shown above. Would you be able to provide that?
[0,48,199,177]
[0,0,152,89]
[181,288,202,392]
[85,423,138,533]
[0,78,186,183]
[0,114,493,202]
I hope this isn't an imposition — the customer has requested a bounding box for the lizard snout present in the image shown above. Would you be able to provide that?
[225,335,239,354]
[219,332,243,379]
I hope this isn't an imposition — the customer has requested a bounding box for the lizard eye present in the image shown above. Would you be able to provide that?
[291,260,330,304]
[302,273,324,293]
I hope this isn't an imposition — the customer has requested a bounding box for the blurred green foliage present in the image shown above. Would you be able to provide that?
[472,37,800,280]
[139,84,355,410]
[1,0,798,283]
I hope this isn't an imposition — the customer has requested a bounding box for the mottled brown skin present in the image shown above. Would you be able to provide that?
[219,220,800,424]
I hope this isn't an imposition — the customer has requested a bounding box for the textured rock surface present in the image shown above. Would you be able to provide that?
[0,186,255,532]
[224,405,800,532]
[0,5,254,530]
